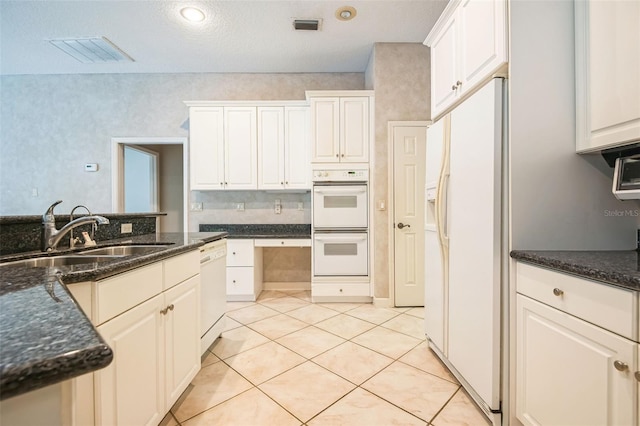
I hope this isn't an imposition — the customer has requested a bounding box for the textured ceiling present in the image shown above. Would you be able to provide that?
[0,0,448,75]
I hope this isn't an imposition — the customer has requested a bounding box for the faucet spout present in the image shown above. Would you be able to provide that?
[41,201,110,251]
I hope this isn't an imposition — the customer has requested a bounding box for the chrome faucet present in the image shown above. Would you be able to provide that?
[41,200,110,252]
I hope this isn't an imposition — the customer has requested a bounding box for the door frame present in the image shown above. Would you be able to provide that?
[387,121,430,307]
[111,137,189,233]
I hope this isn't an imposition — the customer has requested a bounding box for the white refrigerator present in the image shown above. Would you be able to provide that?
[425,77,506,424]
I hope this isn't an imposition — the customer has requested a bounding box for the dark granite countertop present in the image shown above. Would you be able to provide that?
[0,232,227,400]
[510,250,640,292]
[199,224,311,239]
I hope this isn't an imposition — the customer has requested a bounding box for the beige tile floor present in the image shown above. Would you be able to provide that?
[164,290,491,426]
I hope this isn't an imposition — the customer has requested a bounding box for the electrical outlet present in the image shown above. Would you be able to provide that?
[275,199,281,214]
[190,202,203,212]
[121,223,132,233]
[236,203,245,211]
[297,202,304,211]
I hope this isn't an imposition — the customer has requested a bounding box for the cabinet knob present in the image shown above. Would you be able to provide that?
[168,304,174,311]
[339,288,343,292]
[614,360,629,372]
[451,84,457,91]
[232,252,236,255]
[341,154,345,157]
[160,307,169,315]
[552,288,564,296]
[285,181,289,184]
[635,371,640,382]
[233,280,236,283]
[456,80,462,87]
[336,154,339,158]
[281,182,284,185]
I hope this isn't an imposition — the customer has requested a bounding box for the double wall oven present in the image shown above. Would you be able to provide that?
[312,169,369,277]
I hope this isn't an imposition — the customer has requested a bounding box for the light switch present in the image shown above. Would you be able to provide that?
[236,203,245,211]
[190,202,203,212]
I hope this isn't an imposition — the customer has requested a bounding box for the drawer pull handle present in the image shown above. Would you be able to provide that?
[614,360,628,372]
[552,288,564,296]
[160,307,169,315]
[635,371,640,382]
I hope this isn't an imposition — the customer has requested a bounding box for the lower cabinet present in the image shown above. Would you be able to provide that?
[64,250,201,426]
[515,262,638,426]
[226,239,262,301]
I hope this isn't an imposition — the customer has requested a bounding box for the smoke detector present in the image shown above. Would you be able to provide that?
[293,19,322,31]
[335,6,357,21]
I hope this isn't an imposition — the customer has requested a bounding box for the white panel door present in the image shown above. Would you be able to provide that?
[340,97,369,163]
[189,107,224,190]
[311,98,340,163]
[258,107,285,189]
[458,0,507,92]
[393,125,426,307]
[430,10,459,118]
[448,78,502,409]
[95,294,164,426]
[224,107,257,189]
[516,295,636,426]
[164,276,201,409]
[284,106,310,189]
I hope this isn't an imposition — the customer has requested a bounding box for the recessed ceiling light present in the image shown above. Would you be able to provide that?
[335,6,357,21]
[180,7,205,22]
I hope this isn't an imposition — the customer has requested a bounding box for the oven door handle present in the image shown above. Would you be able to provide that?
[313,187,366,195]
[314,234,367,243]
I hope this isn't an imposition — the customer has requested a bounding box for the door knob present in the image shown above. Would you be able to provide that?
[397,223,411,229]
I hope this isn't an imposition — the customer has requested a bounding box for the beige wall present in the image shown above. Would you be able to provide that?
[0,72,364,216]
[368,43,431,300]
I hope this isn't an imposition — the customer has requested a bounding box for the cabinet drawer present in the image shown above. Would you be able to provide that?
[253,239,311,247]
[311,282,370,297]
[516,262,637,340]
[96,262,164,326]
[226,240,255,266]
[226,267,255,296]
[163,250,199,290]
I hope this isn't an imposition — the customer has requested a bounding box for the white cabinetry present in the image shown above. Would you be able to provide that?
[226,239,263,301]
[575,0,640,152]
[307,92,373,163]
[187,101,310,191]
[515,262,638,426]
[188,106,256,190]
[258,106,310,189]
[69,251,201,426]
[424,0,507,120]
[224,107,257,189]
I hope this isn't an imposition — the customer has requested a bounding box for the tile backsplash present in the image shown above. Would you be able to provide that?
[189,190,311,231]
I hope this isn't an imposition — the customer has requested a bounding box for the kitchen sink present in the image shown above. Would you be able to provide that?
[77,245,170,256]
[2,255,123,268]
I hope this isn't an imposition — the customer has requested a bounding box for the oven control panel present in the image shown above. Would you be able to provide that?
[313,169,368,182]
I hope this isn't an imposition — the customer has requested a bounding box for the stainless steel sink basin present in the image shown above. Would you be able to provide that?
[77,245,169,256]
[2,255,123,268]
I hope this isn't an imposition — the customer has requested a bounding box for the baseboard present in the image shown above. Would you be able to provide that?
[262,281,311,291]
[373,297,392,308]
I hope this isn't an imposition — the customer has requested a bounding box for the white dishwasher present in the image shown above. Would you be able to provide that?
[199,239,227,355]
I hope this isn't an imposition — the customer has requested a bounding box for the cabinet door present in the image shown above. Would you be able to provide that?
[284,106,310,188]
[575,0,640,152]
[189,107,225,190]
[458,0,507,94]
[95,294,165,426]
[226,267,256,299]
[164,275,200,409]
[340,97,369,163]
[430,10,459,119]
[226,239,255,267]
[310,97,340,163]
[516,295,636,426]
[258,107,285,189]
[224,107,257,189]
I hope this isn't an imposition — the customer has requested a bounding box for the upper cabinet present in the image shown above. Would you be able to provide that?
[258,106,310,190]
[575,0,640,153]
[424,0,507,120]
[307,91,373,163]
[186,101,310,191]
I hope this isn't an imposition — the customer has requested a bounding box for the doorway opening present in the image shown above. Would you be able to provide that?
[112,137,188,233]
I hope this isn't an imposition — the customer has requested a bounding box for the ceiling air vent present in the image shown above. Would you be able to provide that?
[293,19,321,31]
[47,37,134,64]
